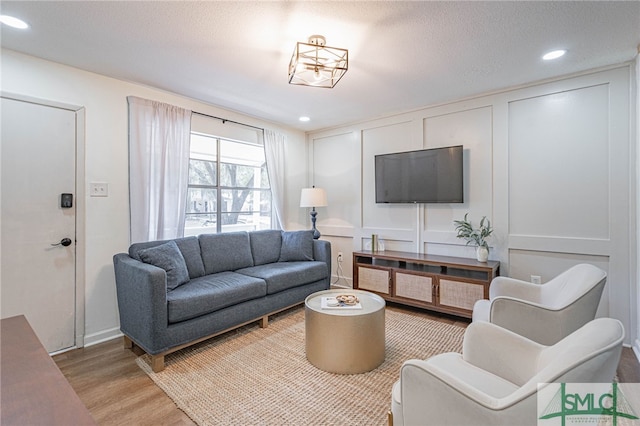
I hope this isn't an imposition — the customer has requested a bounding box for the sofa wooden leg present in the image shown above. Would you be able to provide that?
[124,336,145,356]
[260,315,269,328]
[387,410,393,426]
[132,344,145,357]
[151,354,165,373]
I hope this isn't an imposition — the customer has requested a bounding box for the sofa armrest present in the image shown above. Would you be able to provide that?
[313,239,331,278]
[113,253,169,354]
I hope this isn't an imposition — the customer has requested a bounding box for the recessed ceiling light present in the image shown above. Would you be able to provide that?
[0,15,29,29]
[543,50,566,61]
[299,116,310,122]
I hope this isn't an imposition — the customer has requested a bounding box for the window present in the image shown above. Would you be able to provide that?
[184,133,271,235]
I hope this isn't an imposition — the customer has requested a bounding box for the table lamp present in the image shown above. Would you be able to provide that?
[300,186,328,239]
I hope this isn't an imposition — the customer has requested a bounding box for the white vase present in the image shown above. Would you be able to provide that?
[476,246,489,262]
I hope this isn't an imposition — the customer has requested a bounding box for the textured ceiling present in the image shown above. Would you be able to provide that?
[1,1,639,132]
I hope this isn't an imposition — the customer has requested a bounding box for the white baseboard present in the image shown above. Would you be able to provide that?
[83,326,122,347]
[331,275,352,288]
[633,338,640,364]
[330,283,351,290]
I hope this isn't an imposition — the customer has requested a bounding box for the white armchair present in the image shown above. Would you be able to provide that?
[390,317,624,426]
[472,263,606,345]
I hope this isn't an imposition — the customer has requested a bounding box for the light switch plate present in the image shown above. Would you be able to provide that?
[90,182,108,197]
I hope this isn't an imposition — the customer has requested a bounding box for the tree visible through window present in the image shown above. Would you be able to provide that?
[184,133,271,235]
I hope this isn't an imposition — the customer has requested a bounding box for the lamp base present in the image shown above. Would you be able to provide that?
[310,209,321,240]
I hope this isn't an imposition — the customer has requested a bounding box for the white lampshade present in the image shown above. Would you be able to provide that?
[300,187,328,208]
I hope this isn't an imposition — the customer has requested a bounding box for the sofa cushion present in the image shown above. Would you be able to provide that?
[138,241,190,291]
[199,232,254,274]
[236,261,328,295]
[249,230,282,265]
[128,236,205,279]
[174,236,206,279]
[279,230,314,262]
[166,272,267,323]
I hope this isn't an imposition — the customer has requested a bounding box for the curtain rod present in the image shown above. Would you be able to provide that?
[193,111,264,132]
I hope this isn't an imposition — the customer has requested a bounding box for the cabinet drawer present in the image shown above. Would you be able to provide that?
[358,266,390,294]
[439,279,484,311]
[395,272,433,303]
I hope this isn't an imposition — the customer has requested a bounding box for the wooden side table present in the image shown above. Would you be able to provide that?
[1,315,95,425]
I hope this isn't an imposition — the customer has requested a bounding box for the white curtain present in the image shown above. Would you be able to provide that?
[264,129,286,229]
[127,96,192,243]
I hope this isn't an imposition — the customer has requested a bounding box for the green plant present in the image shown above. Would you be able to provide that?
[454,213,493,249]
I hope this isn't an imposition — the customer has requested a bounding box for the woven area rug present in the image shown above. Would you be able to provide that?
[136,306,466,425]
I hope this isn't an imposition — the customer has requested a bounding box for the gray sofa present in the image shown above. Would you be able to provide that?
[113,229,331,372]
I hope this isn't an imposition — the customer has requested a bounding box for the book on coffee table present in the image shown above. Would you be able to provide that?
[320,296,362,310]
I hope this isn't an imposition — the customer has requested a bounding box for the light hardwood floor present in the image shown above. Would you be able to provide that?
[54,336,194,425]
[54,307,640,425]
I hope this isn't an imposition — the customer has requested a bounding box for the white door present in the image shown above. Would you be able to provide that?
[1,96,77,353]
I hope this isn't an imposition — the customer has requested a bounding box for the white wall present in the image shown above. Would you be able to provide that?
[1,48,637,351]
[0,49,306,346]
[309,65,638,347]
[635,52,640,359]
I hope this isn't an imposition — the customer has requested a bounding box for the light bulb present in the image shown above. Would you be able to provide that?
[543,50,566,60]
[0,15,29,29]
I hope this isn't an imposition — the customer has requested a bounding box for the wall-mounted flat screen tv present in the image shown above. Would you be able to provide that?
[375,145,464,203]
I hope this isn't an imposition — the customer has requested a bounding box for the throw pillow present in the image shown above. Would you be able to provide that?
[174,236,206,279]
[138,240,190,291]
[279,230,314,262]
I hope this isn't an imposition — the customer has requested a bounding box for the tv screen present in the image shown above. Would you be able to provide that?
[375,145,463,203]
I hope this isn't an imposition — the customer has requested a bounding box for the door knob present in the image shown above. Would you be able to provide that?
[51,238,72,247]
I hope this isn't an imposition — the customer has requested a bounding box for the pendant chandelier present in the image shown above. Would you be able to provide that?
[288,35,348,88]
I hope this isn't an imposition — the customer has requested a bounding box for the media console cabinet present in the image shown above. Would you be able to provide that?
[353,250,500,318]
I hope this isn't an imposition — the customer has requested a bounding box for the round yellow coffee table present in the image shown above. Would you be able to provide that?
[304,289,385,374]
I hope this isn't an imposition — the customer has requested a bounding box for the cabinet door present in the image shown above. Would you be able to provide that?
[394,270,435,305]
[356,266,390,294]
[438,278,486,314]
